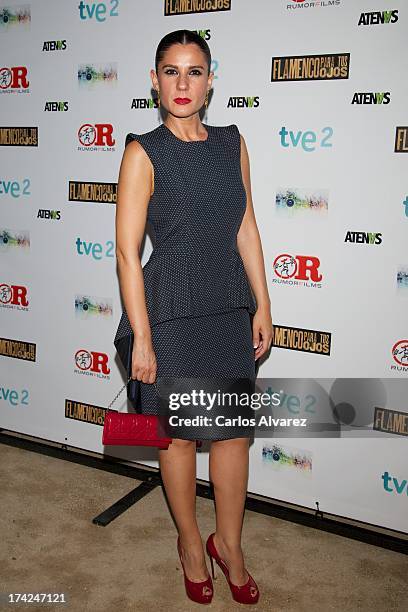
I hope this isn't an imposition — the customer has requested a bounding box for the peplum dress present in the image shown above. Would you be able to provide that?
[113,122,258,441]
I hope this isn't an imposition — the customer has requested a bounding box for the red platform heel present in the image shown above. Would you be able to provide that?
[177,536,213,604]
[206,533,260,605]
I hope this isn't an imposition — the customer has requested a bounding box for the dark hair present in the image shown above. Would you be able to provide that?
[155,29,212,75]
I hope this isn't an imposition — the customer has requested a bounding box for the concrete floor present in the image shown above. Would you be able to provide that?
[1,442,407,612]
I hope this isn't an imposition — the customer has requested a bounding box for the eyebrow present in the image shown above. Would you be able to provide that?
[162,64,205,70]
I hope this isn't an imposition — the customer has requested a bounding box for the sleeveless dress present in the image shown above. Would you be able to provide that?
[114,122,257,441]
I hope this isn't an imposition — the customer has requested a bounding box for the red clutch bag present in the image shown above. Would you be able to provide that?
[102,333,172,449]
[102,381,173,448]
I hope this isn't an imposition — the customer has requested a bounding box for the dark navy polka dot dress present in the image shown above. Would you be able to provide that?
[114,122,258,440]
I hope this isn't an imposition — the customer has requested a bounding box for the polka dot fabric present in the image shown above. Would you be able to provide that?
[113,123,258,440]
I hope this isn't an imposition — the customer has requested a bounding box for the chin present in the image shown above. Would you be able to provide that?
[171,106,197,116]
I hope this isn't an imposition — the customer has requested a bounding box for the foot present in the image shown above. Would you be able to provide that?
[212,532,249,586]
[178,536,211,583]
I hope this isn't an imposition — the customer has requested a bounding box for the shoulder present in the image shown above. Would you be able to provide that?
[209,122,240,136]
[209,123,242,148]
[125,124,162,149]
[123,125,164,168]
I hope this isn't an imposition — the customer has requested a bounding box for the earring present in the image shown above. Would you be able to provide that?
[156,89,160,108]
[204,91,209,109]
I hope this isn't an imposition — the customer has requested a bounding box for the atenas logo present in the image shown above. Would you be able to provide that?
[272,254,323,288]
[227,96,259,108]
[131,97,159,110]
[37,209,61,220]
[0,66,29,92]
[344,231,382,245]
[351,92,390,105]
[77,123,115,151]
[358,10,398,26]
[44,101,69,112]
[42,40,67,51]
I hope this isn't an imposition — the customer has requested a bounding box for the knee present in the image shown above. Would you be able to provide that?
[211,437,250,449]
[170,437,197,450]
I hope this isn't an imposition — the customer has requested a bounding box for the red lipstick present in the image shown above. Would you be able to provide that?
[174,97,192,105]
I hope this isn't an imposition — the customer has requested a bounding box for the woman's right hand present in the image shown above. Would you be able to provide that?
[131,336,157,384]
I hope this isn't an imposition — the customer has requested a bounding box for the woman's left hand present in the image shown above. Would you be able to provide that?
[252,305,274,361]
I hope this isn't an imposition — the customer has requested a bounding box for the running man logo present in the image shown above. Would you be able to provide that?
[0,283,29,308]
[77,123,115,149]
[0,66,29,90]
[74,348,111,376]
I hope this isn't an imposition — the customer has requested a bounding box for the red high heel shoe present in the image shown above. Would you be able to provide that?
[206,533,260,605]
[177,536,213,604]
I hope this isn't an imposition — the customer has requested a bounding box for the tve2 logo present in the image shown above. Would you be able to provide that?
[279,127,333,152]
[272,254,323,288]
[78,1,119,22]
[382,471,408,495]
[74,348,110,379]
[0,386,29,406]
[403,196,408,217]
[0,66,29,92]
[0,179,30,198]
[0,283,29,310]
[75,237,114,260]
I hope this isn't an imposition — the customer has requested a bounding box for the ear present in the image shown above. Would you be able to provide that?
[150,68,158,90]
[207,71,214,89]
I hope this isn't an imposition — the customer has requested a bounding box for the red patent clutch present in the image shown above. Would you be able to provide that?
[102,374,173,448]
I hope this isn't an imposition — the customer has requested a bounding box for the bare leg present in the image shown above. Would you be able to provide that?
[158,438,209,582]
[209,437,250,585]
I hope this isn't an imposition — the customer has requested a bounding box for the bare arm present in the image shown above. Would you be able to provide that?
[237,133,271,312]
[237,132,273,358]
[115,139,157,382]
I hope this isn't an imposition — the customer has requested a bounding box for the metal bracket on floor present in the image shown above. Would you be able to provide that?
[93,476,159,526]
[314,501,324,519]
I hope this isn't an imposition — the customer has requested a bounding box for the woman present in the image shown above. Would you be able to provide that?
[115,30,273,605]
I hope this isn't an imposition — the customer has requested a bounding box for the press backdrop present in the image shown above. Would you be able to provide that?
[1,0,407,534]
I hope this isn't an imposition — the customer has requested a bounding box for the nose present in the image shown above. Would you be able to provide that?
[176,74,188,91]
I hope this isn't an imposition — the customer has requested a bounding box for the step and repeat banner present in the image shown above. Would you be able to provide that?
[1,1,407,534]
